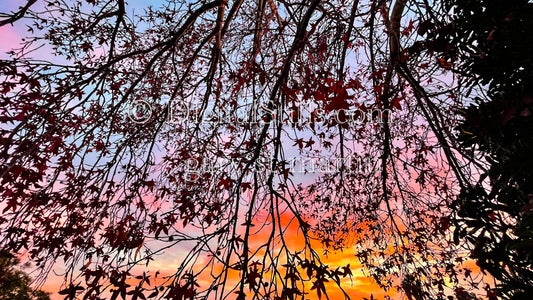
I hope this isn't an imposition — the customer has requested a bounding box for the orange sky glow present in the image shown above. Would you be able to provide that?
[34,207,492,300]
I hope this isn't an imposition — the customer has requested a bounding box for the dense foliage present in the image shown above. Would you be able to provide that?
[446,0,533,297]
[0,251,51,300]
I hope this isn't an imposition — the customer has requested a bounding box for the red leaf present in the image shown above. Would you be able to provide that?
[95,140,105,151]
[241,182,252,192]
[437,58,453,70]
[246,269,261,290]
[391,97,403,110]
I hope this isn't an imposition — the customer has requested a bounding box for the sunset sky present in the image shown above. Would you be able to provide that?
[36,210,397,300]
[0,1,498,299]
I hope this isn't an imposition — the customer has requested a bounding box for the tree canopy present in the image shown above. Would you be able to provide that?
[447,0,533,297]
[0,251,51,300]
[0,0,531,299]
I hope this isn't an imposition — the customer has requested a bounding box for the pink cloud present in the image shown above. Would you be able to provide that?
[0,25,23,58]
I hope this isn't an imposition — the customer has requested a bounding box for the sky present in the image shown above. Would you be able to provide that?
[0,1,492,299]
[36,210,396,300]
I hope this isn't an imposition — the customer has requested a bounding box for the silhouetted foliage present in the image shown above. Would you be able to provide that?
[0,251,51,300]
[446,0,533,298]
